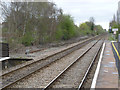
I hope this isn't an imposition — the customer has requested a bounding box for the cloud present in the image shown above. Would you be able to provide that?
[53,0,120,29]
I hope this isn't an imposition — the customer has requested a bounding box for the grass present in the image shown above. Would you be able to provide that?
[108,33,117,41]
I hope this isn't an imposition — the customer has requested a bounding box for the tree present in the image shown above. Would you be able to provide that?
[79,23,91,35]
[79,23,90,31]
[109,19,119,39]
[95,25,104,35]
[89,17,95,31]
[1,1,63,46]
[56,15,76,40]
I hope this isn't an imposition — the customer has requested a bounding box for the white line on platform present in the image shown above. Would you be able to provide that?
[0,57,10,62]
[91,42,106,89]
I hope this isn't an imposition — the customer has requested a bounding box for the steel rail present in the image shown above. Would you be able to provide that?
[43,39,101,90]
[1,35,99,77]
[1,36,101,89]
[78,40,104,90]
[1,35,103,78]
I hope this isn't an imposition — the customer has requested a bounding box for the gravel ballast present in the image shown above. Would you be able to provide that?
[8,40,98,88]
[50,40,103,88]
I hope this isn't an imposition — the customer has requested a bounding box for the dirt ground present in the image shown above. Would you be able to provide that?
[9,36,90,59]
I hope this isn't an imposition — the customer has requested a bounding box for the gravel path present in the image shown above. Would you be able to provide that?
[50,40,103,88]
[8,40,97,88]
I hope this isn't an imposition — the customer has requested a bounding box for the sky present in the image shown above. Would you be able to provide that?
[52,0,120,30]
[0,0,120,30]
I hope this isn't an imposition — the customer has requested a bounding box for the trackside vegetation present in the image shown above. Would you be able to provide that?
[109,15,120,39]
[1,1,105,48]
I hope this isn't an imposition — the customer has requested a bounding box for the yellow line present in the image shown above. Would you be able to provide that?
[112,42,120,60]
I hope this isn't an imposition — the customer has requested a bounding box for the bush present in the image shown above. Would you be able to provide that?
[79,23,92,35]
[22,32,33,46]
[56,15,76,40]
[55,29,64,40]
[95,25,105,35]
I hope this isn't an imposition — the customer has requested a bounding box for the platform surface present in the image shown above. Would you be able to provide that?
[95,41,118,88]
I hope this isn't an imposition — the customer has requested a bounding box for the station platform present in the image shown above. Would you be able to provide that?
[91,41,118,88]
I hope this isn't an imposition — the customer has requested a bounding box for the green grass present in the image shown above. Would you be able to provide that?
[108,33,116,41]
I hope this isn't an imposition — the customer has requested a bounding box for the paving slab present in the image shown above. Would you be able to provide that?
[95,41,118,88]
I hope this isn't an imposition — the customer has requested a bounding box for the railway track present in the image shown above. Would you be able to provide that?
[43,39,104,89]
[1,35,105,89]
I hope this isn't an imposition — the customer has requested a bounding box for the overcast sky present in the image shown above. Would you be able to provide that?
[52,0,120,30]
[1,0,120,29]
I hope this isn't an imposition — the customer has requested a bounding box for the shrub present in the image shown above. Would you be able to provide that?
[22,32,33,46]
[56,15,76,40]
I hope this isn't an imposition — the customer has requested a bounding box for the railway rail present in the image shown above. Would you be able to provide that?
[1,34,105,89]
[78,42,104,89]
[43,39,104,89]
